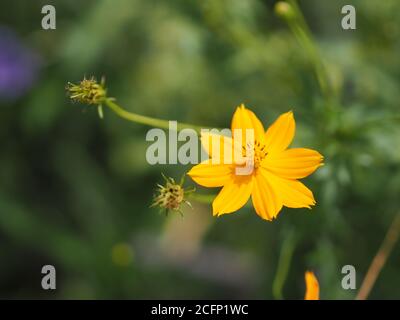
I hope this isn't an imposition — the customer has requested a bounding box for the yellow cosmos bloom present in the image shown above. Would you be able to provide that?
[304,271,320,300]
[187,104,323,220]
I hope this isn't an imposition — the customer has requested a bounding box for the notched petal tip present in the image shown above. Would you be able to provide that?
[316,151,324,161]
[306,199,317,209]
[286,110,294,121]
[259,214,274,222]
[186,167,195,177]
[233,104,245,113]
[212,205,221,217]
[211,204,231,217]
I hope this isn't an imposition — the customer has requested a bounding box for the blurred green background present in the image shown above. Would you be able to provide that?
[0,0,399,299]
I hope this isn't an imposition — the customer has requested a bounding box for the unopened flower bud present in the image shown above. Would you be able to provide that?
[274,2,295,20]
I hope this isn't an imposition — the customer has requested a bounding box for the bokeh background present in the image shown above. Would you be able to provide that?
[0,0,399,299]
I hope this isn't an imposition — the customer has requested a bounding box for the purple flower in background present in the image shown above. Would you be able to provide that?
[0,27,41,101]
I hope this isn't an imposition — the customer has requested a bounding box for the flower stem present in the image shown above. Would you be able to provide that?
[187,192,253,208]
[272,228,296,300]
[104,98,207,134]
[277,0,334,105]
[186,192,216,204]
[356,212,400,300]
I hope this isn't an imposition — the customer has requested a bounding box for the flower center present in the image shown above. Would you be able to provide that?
[242,140,268,169]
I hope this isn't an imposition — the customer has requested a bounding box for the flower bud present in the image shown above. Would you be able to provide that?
[66,76,106,105]
[274,2,295,20]
[151,175,193,215]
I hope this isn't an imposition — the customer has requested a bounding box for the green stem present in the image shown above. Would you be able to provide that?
[187,192,216,204]
[281,0,334,104]
[104,99,207,134]
[272,229,297,300]
[187,192,253,208]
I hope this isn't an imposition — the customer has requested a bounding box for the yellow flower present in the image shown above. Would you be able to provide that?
[304,271,320,300]
[187,104,323,220]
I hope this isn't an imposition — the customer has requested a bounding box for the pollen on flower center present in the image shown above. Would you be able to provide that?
[242,140,268,169]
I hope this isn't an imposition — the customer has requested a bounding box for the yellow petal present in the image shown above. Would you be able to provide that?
[231,104,265,145]
[212,175,253,216]
[304,271,320,300]
[260,168,316,208]
[187,161,233,187]
[264,111,295,154]
[251,171,283,220]
[200,132,243,165]
[263,148,324,179]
